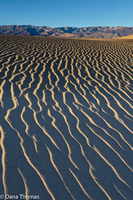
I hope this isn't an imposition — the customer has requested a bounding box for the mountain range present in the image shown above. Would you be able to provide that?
[1,25,133,38]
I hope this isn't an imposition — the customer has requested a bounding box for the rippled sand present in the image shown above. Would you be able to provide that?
[0,34,133,199]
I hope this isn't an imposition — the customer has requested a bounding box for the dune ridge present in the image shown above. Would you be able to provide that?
[115,34,133,39]
[0,34,133,199]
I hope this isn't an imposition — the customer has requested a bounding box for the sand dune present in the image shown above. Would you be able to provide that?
[0,34,133,199]
[109,34,133,43]
[115,34,133,39]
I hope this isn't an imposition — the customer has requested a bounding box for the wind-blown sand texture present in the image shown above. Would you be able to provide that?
[0,34,133,200]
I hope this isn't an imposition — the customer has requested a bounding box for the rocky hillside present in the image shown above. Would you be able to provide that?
[1,25,133,38]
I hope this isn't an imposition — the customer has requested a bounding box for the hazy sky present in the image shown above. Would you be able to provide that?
[0,0,133,27]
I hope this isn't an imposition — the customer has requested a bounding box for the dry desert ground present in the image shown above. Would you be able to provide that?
[0,34,133,199]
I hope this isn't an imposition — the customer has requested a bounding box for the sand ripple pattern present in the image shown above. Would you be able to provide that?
[0,35,133,199]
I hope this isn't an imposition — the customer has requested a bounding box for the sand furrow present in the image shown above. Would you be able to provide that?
[0,35,133,199]
[0,126,7,195]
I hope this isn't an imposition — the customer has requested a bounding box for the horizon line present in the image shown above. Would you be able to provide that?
[0,24,133,29]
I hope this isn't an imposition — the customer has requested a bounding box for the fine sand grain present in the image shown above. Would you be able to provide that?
[0,34,133,199]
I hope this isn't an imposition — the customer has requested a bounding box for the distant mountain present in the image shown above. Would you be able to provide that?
[1,25,133,38]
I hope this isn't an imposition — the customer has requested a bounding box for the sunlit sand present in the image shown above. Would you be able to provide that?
[114,34,133,39]
[0,34,133,199]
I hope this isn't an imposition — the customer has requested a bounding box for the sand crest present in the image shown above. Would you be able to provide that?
[0,34,133,199]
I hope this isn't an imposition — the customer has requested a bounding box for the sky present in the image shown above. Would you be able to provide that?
[0,0,133,28]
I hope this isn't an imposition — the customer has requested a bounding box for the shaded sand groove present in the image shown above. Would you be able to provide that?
[0,34,133,199]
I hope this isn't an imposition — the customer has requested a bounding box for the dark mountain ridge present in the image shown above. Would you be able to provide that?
[1,25,133,38]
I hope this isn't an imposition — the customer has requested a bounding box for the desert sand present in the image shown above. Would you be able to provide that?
[114,34,133,39]
[0,34,133,199]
